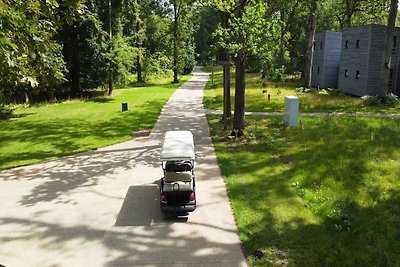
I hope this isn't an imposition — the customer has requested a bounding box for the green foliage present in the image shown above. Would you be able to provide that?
[361,95,381,106]
[0,0,66,103]
[384,93,400,106]
[142,52,172,81]
[318,0,388,30]
[362,94,399,107]
[111,35,136,85]
[0,105,13,120]
[194,8,220,62]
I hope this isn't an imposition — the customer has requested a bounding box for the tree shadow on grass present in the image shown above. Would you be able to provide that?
[241,188,400,266]
[0,98,168,171]
[209,116,400,266]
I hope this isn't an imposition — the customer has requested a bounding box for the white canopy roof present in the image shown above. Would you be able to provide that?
[160,131,195,161]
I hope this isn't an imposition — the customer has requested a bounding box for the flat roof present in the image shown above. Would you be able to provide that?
[160,131,195,161]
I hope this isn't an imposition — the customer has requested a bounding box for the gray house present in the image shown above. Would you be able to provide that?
[311,31,342,88]
[338,24,400,96]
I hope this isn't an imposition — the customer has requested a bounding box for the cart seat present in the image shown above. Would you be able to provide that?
[164,171,192,182]
[165,161,193,172]
[163,181,193,192]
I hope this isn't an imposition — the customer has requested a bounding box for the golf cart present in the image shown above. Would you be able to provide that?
[159,131,196,213]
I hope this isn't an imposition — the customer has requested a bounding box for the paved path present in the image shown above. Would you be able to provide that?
[0,68,247,267]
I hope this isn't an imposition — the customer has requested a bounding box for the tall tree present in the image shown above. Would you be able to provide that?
[108,0,113,95]
[221,11,232,129]
[171,0,183,83]
[231,0,247,136]
[304,0,317,88]
[379,0,398,98]
[135,0,144,83]
[213,0,280,135]
[169,0,196,83]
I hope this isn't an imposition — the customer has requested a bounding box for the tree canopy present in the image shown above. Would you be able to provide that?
[1,0,398,128]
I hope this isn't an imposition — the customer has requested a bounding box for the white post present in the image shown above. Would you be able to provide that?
[284,96,299,127]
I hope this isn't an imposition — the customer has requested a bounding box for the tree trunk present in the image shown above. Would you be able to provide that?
[223,62,231,129]
[232,50,246,137]
[303,0,317,88]
[173,3,179,83]
[277,10,285,67]
[70,27,81,97]
[108,0,113,96]
[344,0,352,29]
[136,0,143,83]
[221,11,231,130]
[379,0,398,99]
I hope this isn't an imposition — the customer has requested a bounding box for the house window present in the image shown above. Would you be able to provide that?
[355,71,360,79]
[317,66,320,74]
[392,36,397,52]
[313,41,316,50]
[345,40,349,48]
[356,40,360,48]
[320,42,323,49]
[344,69,348,77]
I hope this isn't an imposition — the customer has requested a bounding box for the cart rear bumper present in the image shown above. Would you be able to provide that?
[160,203,196,213]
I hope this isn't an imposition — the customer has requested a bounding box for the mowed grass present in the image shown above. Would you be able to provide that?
[0,75,191,170]
[208,115,400,266]
[203,67,400,113]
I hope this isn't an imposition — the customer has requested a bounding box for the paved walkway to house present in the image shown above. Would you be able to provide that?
[0,67,247,267]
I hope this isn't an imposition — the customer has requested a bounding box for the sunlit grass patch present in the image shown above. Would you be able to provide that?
[208,115,400,266]
[0,75,191,170]
[203,67,400,114]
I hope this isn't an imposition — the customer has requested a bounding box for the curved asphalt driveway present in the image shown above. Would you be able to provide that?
[0,68,247,267]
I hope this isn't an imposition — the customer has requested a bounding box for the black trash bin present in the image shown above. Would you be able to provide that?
[122,102,128,112]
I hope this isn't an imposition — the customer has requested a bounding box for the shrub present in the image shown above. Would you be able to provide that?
[383,93,399,106]
[0,106,13,120]
[361,95,380,106]
[361,94,399,106]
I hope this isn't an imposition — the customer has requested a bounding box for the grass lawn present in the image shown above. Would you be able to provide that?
[203,66,400,114]
[208,115,400,266]
[0,75,191,171]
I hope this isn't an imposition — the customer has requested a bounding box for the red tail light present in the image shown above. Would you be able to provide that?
[160,194,168,203]
[189,192,195,202]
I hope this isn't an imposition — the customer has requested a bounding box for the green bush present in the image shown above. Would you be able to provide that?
[0,106,13,120]
[142,52,172,81]
[361,94,399,107]
[361,95,381,106]
[384,93,399,106]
